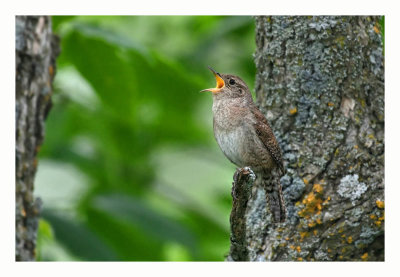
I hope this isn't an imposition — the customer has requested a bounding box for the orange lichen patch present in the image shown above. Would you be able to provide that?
[327,102,334,107]
[354,145,358,149]
[301,193,318,209]
[361,252,368,261]
[376,200,384,209]
[290,107,298,115]
[49,65,54,76]
[313,183,323,194]
[373,26,380,34]
[303,178,309,185]
[302,192,313,205]
[341,234,346,238]
[339,255,343,259]
[338,228,344,233]
[285,237,290,241]
[313,230,318,236]
[290,245,295,250]
[370,214,376,220]
[21,208,26,217]
[347,236,353,244]
[296,246,301,253]
[295,201,301,206]
[379,212,385,221]
[298,182,327,226]
[299,189,324,218]
[297,257,303,261]
[374,221,382,227]
[300,232,309,239]
[327,248,332,253]
[308,221,316,228]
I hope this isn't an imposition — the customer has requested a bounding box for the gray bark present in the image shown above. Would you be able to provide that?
[230,16,384,261]
[228,167,256,261]
[15,16,59,261]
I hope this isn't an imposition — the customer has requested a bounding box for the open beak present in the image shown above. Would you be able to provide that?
[200,66,225,93]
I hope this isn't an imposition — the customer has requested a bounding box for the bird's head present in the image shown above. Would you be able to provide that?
[201,66,251,100]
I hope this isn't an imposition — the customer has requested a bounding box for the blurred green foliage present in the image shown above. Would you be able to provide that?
[35,16,255,261]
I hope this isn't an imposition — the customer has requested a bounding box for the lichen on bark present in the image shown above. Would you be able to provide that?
[243,16,384,261]
[15,16,59,261]
[227,167,256,261]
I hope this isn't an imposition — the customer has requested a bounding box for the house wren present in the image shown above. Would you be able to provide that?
[201,67,286,223]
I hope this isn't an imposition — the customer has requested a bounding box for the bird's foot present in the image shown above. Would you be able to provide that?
[242,167,256,182]
[232,167,256,200]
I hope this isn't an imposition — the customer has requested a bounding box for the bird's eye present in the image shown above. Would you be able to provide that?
[229,79,236,85]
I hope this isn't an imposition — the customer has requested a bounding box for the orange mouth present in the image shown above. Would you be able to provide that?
[200,66,225,93]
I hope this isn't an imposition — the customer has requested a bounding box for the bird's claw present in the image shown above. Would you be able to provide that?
[232,167,256,201]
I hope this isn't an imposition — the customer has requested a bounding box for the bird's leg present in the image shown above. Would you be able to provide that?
[232,167,255,200]
[243,167,256,199]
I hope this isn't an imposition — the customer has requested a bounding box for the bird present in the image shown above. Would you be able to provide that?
[201,66,286,223]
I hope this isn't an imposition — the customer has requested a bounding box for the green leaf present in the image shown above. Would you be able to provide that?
[42,209,118,261]
[91,194,196,250]
[70,22,150,58]
[36,218,54,261]
[84,205,165,261]
[38,218,54,240]
[52,16,76,31]
[58,23,207,144]
[163,242,191,261]
[58,29,139,118]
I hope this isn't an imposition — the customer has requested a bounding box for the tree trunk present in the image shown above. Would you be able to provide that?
[229,16,384,261]
[15,16,59,261]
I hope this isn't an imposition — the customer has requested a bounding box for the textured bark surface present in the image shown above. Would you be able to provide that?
[227,167,255,261]
[15,16,59,261]
[241,16,384,261]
